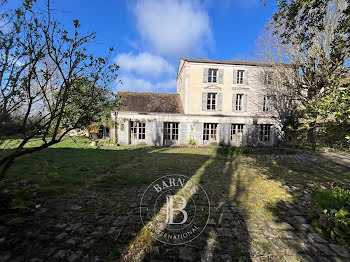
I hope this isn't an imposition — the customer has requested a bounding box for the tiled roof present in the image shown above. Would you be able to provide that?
[181,57,279,67]
[116,91,184,114]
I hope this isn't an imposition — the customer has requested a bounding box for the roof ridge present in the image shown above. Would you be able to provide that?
[180,57,291,67]
[117,91,178,95]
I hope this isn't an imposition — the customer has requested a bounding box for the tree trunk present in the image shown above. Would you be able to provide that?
[307,121,317,144]
[0,158,14,181]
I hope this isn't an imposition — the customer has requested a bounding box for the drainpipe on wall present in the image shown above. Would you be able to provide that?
[114,112,118,144]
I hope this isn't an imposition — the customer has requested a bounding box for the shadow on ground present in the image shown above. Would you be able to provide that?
[0,147,349,261]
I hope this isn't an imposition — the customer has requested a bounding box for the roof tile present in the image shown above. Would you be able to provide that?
[116,91,183,114]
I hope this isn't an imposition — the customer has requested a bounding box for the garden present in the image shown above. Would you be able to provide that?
[0,138,349,261]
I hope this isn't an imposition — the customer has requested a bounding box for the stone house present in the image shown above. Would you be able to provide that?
[112,58,288,147]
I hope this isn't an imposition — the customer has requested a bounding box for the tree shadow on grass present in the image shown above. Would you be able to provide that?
[1,147,240,261]
[120,151,252,262]
[4,147,348,261]
[245,151,350,261]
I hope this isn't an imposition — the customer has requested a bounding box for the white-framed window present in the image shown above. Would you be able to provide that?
[235,94,244,111]
[259,124,272,142]
[231,124,244,142]
[164,122,179,140]
[130,121,146,140]
[237,70,244,84]
[263,95,270,112]
[207,93,217,110]
[208,69,218,83]
[265,72,273,85]
[203,123,218,141]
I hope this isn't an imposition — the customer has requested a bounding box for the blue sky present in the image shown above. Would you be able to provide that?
[4,0,278,93]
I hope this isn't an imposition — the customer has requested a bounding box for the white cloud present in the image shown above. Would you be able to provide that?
[133,0,212,56]
[116,52,175,75]
[117,76,176,92]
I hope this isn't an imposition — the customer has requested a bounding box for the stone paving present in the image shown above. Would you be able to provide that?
[0,149,350,261]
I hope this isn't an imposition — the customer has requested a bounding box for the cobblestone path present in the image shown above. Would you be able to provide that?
[0,149,349,261]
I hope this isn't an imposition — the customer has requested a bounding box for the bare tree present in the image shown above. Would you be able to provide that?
[256,0,349,143]
[0,0,119,180]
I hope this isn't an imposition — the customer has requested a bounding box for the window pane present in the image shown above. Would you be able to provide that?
[207,93,217,110]
[259,124,271,141]
[236,94,243,111]
[237,70,244,84]
[164,122,179,140]
[208,69,218,83]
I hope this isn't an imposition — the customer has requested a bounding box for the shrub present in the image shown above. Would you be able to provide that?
[296,141,319,151]
[310,187,350,246]
[216,147,249,156]
[188,138,196,146]
[311,187,350,210]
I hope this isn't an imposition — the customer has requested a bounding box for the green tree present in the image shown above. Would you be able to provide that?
[0,0,119,180]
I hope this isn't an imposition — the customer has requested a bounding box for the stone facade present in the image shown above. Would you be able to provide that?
[113,58,287,146]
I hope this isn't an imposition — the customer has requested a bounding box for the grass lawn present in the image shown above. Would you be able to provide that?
[0,137,150,194]
[1,141,350,261]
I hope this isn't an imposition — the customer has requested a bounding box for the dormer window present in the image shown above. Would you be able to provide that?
[237,70,244,84]
[208,69,218,83]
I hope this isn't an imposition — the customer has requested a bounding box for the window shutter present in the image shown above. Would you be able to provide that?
[218,69,224,84]
[202,92,207,111]
[232,93,236,111]
[271,125,277,144]
[243,94,248,112]
[233,69,237,84]
[270,95,276,112]
[224,123,231,145]
[270,72,274,85]
[203,68,208,83]
[244,70,249,85]
[261,71,266,86]
[217,93,222,111]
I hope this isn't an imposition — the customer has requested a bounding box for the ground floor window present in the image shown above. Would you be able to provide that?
[203,123,218,141]
[130,121,145,140]
[164,122,179,140]
[259,124,272,142]
[231,124,244,142]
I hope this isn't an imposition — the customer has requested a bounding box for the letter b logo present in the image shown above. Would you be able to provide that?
[166,195,188,224]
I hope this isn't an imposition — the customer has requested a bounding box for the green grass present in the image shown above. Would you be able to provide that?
[215,147,250,156]
[0,137,149,194]
[311,187,350,210]
[2,141,350,259]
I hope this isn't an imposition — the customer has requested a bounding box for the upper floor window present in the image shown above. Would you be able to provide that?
[131,121,145,140]
[203,123,218,141]
[202,92,222,111]
[235,94,244,111]
[237,70,244,84]
[207,93,217,110]
[231,124,244,142]
[259,124,272,142]
[263,95,270,112]
[164,122,179,140]
[265,72,273,85]
[208,69,218,83]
